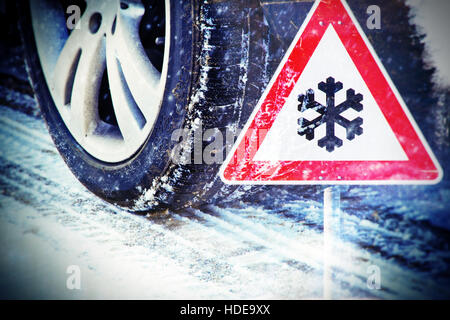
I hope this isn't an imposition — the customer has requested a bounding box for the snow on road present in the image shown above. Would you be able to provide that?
[0,106,324,299]
[0,105,448,299]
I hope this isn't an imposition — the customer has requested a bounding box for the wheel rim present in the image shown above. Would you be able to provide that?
[30,0,170,163]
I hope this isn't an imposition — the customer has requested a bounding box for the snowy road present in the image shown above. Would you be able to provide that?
[0,103,449,299]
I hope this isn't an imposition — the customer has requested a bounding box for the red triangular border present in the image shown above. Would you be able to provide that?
[221,0,442,184]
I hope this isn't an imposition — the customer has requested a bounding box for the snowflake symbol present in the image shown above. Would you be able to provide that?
[297,77,364,152]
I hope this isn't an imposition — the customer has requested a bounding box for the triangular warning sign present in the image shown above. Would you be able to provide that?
[220,0,442,184]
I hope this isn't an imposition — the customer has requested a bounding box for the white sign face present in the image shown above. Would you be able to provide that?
[254,25,408,162]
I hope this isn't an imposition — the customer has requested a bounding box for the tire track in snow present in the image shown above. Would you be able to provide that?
[0,149,325,297]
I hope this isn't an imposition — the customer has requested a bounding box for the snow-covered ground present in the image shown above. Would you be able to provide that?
[0,1,449,300]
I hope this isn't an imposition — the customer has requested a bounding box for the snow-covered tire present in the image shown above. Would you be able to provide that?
[18,0,270,211]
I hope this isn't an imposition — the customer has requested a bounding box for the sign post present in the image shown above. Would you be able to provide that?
[323,186,341,299]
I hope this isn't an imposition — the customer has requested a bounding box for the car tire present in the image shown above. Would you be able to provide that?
[18,0,271,212]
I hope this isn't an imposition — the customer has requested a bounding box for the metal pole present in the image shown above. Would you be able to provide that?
[323,186,341,299]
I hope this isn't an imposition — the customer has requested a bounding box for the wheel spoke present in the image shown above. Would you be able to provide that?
[51,6,106,138]
[70,39,106,138]
[106,42,145,143]
[109,1,162,123]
